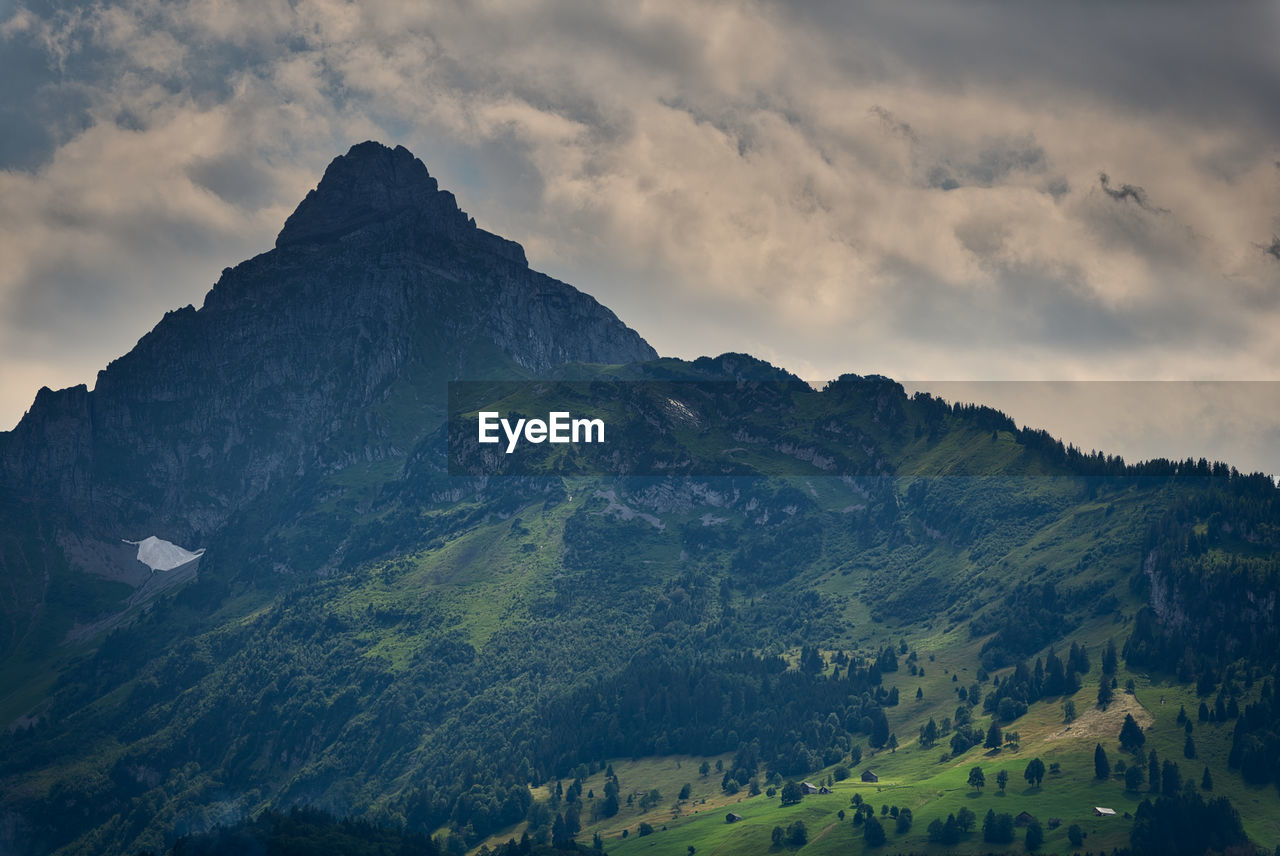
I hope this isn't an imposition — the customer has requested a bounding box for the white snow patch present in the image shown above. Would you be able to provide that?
[124,536,205,572]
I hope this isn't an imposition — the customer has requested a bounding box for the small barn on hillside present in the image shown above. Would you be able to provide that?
[726,813,743,824]
[861,769,879,783]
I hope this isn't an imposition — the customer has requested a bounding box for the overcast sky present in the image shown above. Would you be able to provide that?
[2,1,1278,473]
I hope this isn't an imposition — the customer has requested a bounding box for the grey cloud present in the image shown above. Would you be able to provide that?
[187,154,286,210]
[927,167,960,192]
[926,135,1046,192]
[1078,187,1205,287]
[1265,236,1280,262]
[882,257,1131,353]
[884,251,1255,362]
[869,105,917,144]
[0,35,95,170]
[1099,172,1167,214]
[967,136,1045,185]
[790,1,1280,140]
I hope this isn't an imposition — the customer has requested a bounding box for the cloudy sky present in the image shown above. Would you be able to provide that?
[2,0,1278,472]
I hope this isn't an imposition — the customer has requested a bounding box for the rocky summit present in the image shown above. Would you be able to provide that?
[275,142,526,263]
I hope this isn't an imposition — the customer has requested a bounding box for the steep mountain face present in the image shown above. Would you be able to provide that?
[0,142,654,619]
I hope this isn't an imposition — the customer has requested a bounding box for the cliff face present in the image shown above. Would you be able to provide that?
[0,142,655,627]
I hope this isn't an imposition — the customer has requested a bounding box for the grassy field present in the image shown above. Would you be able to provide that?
[535,670,1280,856]
[462,618,1280,856]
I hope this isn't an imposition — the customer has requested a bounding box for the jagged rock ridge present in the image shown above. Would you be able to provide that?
[276,141,527,266]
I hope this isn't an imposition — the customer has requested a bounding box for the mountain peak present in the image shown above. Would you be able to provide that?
[274,142,524,265]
